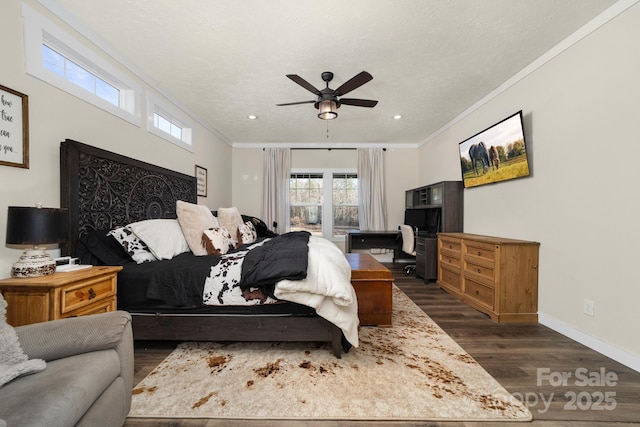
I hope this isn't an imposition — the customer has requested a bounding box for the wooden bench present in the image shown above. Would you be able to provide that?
[346,253,394,326]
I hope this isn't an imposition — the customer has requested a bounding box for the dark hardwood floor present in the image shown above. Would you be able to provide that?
[125,262,640,427]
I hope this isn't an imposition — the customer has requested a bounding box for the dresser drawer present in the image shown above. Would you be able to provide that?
[465,278,494,309]
[464,240,497,264]
[440,252,461,269]
[439,267,461,292]
[60,275,116,314]
[464,260,495,285]
[440,238,462,256]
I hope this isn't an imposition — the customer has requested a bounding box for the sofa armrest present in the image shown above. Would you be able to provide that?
[15,311,132,362]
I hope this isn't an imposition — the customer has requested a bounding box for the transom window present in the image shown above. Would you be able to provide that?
[22,3,140,125]
[42,45,120,107]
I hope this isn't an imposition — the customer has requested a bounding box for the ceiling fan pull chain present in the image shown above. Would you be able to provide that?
[326,121,329,139]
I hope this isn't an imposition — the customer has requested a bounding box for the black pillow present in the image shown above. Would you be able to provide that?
[76,229,132,265]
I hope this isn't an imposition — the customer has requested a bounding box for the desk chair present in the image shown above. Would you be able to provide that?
[399,225,416,275]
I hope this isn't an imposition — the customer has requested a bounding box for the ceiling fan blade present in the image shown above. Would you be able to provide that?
[339,98,378,108]
[276,100,316,106]
[334,71,373,96]
[286,74,321,95]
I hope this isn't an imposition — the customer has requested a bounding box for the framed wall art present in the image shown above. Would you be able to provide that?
[0,84,29,169]
[195,165,207,197]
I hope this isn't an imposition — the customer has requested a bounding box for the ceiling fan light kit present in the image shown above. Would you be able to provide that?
[277,71,378,120]
[318,99,338,120]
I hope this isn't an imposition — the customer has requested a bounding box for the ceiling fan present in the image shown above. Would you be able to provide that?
[276,71,378,120]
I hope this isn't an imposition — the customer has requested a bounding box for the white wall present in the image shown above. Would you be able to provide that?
[0,0,232,277]
[418,3,640,366]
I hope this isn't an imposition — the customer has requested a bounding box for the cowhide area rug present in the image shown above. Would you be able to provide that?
[129,286,531,421]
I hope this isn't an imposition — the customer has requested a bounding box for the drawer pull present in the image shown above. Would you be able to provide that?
[475,290,480,296]
[477,251,482,256]
[88,288,96,300]
[477,268,481,273]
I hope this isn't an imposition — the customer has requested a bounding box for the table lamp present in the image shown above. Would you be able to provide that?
[5,205,68,277]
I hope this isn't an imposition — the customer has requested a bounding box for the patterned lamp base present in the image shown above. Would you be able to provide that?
[11,250,56,278]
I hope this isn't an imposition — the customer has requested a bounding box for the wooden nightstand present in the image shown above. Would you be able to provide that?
[0,266,122,327]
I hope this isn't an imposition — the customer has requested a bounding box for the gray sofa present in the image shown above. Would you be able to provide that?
[0,311,134,427]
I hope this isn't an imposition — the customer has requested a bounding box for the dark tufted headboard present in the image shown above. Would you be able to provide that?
[60,139,196,256]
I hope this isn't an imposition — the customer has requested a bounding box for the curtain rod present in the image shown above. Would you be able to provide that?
[263,148,386,151]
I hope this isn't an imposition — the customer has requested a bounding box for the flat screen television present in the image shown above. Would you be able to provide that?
[458,110,531,188]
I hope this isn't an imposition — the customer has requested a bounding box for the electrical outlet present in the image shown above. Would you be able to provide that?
[583,299,595,317]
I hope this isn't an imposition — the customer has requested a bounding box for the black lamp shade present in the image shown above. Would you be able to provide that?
[6,206,68,246]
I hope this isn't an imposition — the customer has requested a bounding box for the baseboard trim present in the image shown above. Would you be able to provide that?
[539,312,640,373]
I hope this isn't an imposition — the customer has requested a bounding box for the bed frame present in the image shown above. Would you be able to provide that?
[60,139,343,357]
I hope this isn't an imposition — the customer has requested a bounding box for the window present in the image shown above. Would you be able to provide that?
[289,171,358,238]
[147,94,194,151]
[332,173,359,236]
[42,45,120,107]
[290,173,323,236]
[22,3,140,125]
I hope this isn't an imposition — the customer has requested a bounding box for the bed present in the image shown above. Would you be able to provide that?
[59,139,356,357]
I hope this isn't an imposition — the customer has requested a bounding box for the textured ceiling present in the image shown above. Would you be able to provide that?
[43,0,617,147]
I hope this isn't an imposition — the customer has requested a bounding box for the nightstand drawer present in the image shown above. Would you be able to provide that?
[60,275,116,314]
[62,296,116,318]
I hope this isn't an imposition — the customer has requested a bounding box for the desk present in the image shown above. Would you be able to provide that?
[345,230,402,261]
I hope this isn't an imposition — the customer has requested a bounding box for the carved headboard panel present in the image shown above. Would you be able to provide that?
[60,139,196,256]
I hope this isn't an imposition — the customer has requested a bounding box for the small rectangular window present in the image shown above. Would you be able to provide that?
[147,94,194,151]
[42,45,120,107]
[22,3,141,126]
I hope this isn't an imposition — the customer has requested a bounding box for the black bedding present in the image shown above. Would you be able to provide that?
[79,228,314,313]
[239,231,310,290]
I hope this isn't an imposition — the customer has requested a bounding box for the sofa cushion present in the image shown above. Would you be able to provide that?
[0,349,120,427]
[0,293,46,387]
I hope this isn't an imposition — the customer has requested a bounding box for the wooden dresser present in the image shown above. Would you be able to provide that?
[437,233,539,323]
[0,266,122,327]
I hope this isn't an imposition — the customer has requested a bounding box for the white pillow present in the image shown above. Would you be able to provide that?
[128,219,190,260]
[217,207,244,245]
[202,227,235,256]
[176,200,219,256]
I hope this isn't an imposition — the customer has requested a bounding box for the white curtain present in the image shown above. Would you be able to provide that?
[357,148,387,231]
[262,148,291,234]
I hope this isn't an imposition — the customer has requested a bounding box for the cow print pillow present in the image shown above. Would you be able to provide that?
[107,226,157,264]
[237,221,257,246]
[201,227,235,256]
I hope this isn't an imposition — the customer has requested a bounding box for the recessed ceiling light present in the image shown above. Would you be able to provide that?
[247,115,258,120]
[393,115,402,120]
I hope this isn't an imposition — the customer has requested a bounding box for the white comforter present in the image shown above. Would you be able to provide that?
[275,236,359,347]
